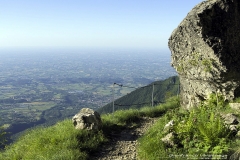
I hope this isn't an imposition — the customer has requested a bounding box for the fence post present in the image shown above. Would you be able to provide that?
[177,83,180,97]
[152,83,154,107]
[112,83,115,113]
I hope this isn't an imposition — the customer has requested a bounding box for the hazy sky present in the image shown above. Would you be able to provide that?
[1,0,203,51]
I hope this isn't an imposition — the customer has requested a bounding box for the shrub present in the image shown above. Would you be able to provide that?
[138,94,234,160]
[175,105,230,155]
[174,94,231,155]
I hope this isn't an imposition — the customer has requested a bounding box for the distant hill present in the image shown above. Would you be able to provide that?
[97,76,179,114]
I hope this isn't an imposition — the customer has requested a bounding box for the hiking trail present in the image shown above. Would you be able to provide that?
[89,117,159,160]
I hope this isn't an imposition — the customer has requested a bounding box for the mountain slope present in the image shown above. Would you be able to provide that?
[97,76,179,114]
[0,97,180,160]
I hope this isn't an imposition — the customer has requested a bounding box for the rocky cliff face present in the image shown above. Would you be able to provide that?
[168,0,240,109]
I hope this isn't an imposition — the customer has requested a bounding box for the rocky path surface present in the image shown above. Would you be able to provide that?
[89,117,159,160]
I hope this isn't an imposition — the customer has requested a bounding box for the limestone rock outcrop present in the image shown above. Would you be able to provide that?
[169,0,240,109]
[161,132,178,147]
[72,108,102,131]
[229,103,240,110]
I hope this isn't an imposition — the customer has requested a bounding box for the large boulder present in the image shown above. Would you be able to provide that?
[72,108,102,131]
[169,0,240,109]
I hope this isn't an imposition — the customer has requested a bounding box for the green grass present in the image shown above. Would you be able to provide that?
[0,120,106,160]
[138,94,240,160]
[102,96,180,126]
[6,94,239,159]
[0,102,56,123]
[8,95,239,160]
[0,96,180,160]
[232,97,240,103]
[138,109,187,160]
[26,102,56,111]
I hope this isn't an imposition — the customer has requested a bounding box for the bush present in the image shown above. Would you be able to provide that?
[138,94,235,160]
[174,105,230,155]
[174,94,231,155]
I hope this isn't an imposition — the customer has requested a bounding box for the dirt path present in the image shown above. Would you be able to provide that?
[89,117,159,160]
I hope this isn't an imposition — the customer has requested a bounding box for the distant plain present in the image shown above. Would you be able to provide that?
[0,49,176,128]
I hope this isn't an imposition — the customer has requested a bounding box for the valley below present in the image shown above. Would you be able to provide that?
[0,49,176,142]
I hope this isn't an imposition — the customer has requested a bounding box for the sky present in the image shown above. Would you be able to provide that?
[0,0,204,51]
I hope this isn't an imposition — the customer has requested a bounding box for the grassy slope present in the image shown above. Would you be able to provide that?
[98,76,179,114]
[3,95,239,160]
[0,97,180,160]
[1,120,106,160]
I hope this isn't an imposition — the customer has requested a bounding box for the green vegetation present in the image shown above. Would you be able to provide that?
[0,126,6,148]
[2,93,240,160]
[0,120,106,160]
[102,96,180,126]
[0,96,179,160]
[174,101,230,155]
[138,94,240,160]
[98,76,179,114]
[177,52,216,73]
